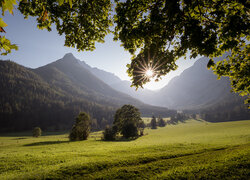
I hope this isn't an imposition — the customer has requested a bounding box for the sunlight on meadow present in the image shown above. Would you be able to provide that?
[0,120,249,179]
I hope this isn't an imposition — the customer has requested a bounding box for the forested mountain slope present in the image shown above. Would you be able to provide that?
[0,54,175,132]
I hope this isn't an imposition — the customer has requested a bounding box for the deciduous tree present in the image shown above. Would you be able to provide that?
[32,127,42,137]
[113,104,142,138]
[69,112,90,141]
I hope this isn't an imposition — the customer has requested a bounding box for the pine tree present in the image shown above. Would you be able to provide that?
[151,116,157,129]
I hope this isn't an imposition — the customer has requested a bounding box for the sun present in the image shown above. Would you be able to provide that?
[145,69,154,77]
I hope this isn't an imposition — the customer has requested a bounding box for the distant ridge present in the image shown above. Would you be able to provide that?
[0,54,175,132]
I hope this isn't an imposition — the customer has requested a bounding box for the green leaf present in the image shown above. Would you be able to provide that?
[57,0,64,6]
[0,18,7,27]
[207,59,215,69]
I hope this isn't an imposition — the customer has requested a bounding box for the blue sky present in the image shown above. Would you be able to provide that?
[1,9,199,90]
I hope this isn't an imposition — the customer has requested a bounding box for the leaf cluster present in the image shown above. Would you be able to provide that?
[0,0,249,103]
[115,0,249,102]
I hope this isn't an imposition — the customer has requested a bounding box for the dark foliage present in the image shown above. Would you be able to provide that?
[158,117,166,127]
[121,122,138,139]
[69,112,90,141]
[150,116,157,129]
[168,113,188,125]
[200,95,250,122]
[32,127,42,137]
[102,126,116,141]
[113,104,143,139]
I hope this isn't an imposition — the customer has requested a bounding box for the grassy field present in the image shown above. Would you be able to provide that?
[0,119,250,179]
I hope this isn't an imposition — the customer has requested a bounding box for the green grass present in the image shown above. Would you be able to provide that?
[0,120,250,179]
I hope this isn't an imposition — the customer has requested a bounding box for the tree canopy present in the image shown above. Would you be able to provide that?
[113,104,142,138]
[69,112,91,141]
[0,0,249,103]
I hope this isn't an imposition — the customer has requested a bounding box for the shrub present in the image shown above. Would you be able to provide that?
[121,122,138,139]
[103,126,116,141]
[33,127,42,137]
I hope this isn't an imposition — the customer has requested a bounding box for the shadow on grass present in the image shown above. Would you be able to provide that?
[24,140,70,146]
[12,137,28,140]
[99,136,139,142]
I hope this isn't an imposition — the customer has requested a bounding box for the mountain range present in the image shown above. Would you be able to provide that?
[77,53,241,110]
[0,53,175,132]
[0,53,249,132]
[76,53,249,121]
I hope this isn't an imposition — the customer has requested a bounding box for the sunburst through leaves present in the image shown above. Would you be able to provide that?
[128,44,178,88]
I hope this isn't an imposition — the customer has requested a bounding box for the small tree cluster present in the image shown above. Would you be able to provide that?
[33,127,42,137]
[167,113,188,125]
[69,112,91,141]
[103,104,143,140]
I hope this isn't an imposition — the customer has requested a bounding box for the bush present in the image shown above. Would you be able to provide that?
[69,112,90,141]
[121,122,138,139]
[33,127,42,137]
[103,126,116,141]
[158,117,166,127]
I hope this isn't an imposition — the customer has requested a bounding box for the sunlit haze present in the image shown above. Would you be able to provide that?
[145,69,154,77]
[2,10,198,91]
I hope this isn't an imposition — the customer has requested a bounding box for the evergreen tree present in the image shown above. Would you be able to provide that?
[150,116,157,129]
[69,112,90,141]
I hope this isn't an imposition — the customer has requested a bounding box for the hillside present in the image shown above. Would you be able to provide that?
[78,58,155,104]
[76,53,248,119]
[0,60,115,132]
[152,56,232,109]
[34,53,143,107]
[0,55,175,132]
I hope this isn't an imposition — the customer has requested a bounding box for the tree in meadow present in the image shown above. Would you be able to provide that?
[69,112,90,141]
[158,117,166,127]
[113,104,142,139]
[33,127,42,137]
[150,116,157,129]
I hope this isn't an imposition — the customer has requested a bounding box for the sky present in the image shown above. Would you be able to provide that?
[1,10,199,90]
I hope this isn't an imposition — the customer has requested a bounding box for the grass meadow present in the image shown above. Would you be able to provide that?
[0,119,249,179]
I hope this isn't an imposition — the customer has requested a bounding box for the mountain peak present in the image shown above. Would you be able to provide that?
[63,53,75,59]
